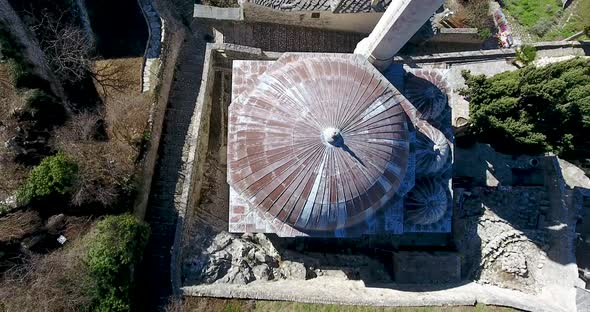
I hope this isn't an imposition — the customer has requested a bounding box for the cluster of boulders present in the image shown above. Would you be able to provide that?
[191,232,316,284]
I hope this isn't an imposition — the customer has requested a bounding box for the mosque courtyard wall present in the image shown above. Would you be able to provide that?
[173,42,589,311]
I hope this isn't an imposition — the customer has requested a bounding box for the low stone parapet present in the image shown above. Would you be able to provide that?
[193,4,243,21]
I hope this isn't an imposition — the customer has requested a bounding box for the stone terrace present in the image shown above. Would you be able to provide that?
[207,21,365,52]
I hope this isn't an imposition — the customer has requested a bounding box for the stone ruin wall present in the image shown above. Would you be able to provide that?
[242,3,381,34]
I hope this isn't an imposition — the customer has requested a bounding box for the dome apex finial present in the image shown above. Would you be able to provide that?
[321,127,343,146]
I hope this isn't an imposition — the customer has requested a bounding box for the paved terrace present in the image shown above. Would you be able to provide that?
[207,21,365,52]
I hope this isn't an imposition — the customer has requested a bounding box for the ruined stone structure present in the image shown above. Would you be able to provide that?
[227,53,453,237]
[239,0,392,33]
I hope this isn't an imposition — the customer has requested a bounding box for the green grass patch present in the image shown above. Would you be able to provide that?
[546,0,590,40]
[254,302,517,312]
[184,298,520,312]
[503,0,562,28]
[503,0,590,40]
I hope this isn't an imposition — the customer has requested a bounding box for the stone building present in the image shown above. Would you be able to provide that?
[227,52,453,237]
[239,0,392,33]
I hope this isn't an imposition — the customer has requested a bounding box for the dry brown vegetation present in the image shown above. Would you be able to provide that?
[0,64,27,199]
[92,58,144,96]
[0,210,42,242]
[54,117,136,207]
[0,222,96,312]
[53,58,150,208]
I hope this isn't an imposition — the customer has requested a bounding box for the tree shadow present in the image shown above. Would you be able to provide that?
[85,0,148,58]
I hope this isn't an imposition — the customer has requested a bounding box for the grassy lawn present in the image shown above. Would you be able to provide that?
[502,0,590,40]
[545,0,590,40]
[502,0,562,28]
[180,297,519,312]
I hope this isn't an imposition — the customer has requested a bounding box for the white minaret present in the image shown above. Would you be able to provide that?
[354,0,444,71]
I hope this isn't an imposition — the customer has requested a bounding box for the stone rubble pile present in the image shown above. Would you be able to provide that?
[500,252,528,277]
[192,232,317,284]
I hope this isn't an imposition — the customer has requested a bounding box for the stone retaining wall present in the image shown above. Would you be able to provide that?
[396,40,589,65]
[182,278,567,312]
[138,0,164,92]
[169,42,216,294]
[133,6,187,219]
[428,28,482,44]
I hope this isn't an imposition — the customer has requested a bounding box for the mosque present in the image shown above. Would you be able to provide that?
[226,0,453,237]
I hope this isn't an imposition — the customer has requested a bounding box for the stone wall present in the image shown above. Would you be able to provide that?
[170,43,214,294]
[242,3,381,33]
[428,28,482,44]
[133,5,187,219]
[397,40,590,64]
[138,0,164,92]
[172,43,280,294]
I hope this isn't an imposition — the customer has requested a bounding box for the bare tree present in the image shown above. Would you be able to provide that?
[28,9,93,83]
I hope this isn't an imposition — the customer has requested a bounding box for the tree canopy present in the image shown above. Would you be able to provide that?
[460,57,590,160]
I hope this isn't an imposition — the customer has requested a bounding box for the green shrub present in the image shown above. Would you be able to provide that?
[23,88,56,109]
[0,203,10,216]
[0,24,24,61]
[478,28,493,40]
[460,57,590,159]
[86,214,149,312]
[515,45,537,65]
[17,152,78,204]
[530,18,554,37]
[0,24,47,90]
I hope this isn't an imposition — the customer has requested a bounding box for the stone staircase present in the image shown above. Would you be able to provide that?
[138,25,207,311]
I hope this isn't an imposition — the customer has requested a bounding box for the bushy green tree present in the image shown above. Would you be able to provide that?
[515,45,537,65]
[86,214,149,312]
[461,57,590,159]
[17,152,78,204]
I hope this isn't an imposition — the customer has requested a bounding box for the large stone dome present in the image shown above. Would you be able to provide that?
[228,54,410,232]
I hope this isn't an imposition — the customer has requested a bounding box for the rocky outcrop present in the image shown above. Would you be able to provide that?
[189,232,317,284]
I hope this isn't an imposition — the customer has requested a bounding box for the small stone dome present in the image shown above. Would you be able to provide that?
[404,70,448,121]
[415,124,451,176]
[405,178,448,225]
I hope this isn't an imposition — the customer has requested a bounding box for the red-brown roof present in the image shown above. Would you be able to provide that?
[228,54,410,232]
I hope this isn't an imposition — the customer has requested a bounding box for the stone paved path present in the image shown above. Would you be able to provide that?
[139,22,209,311]
[208,21,365,52]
